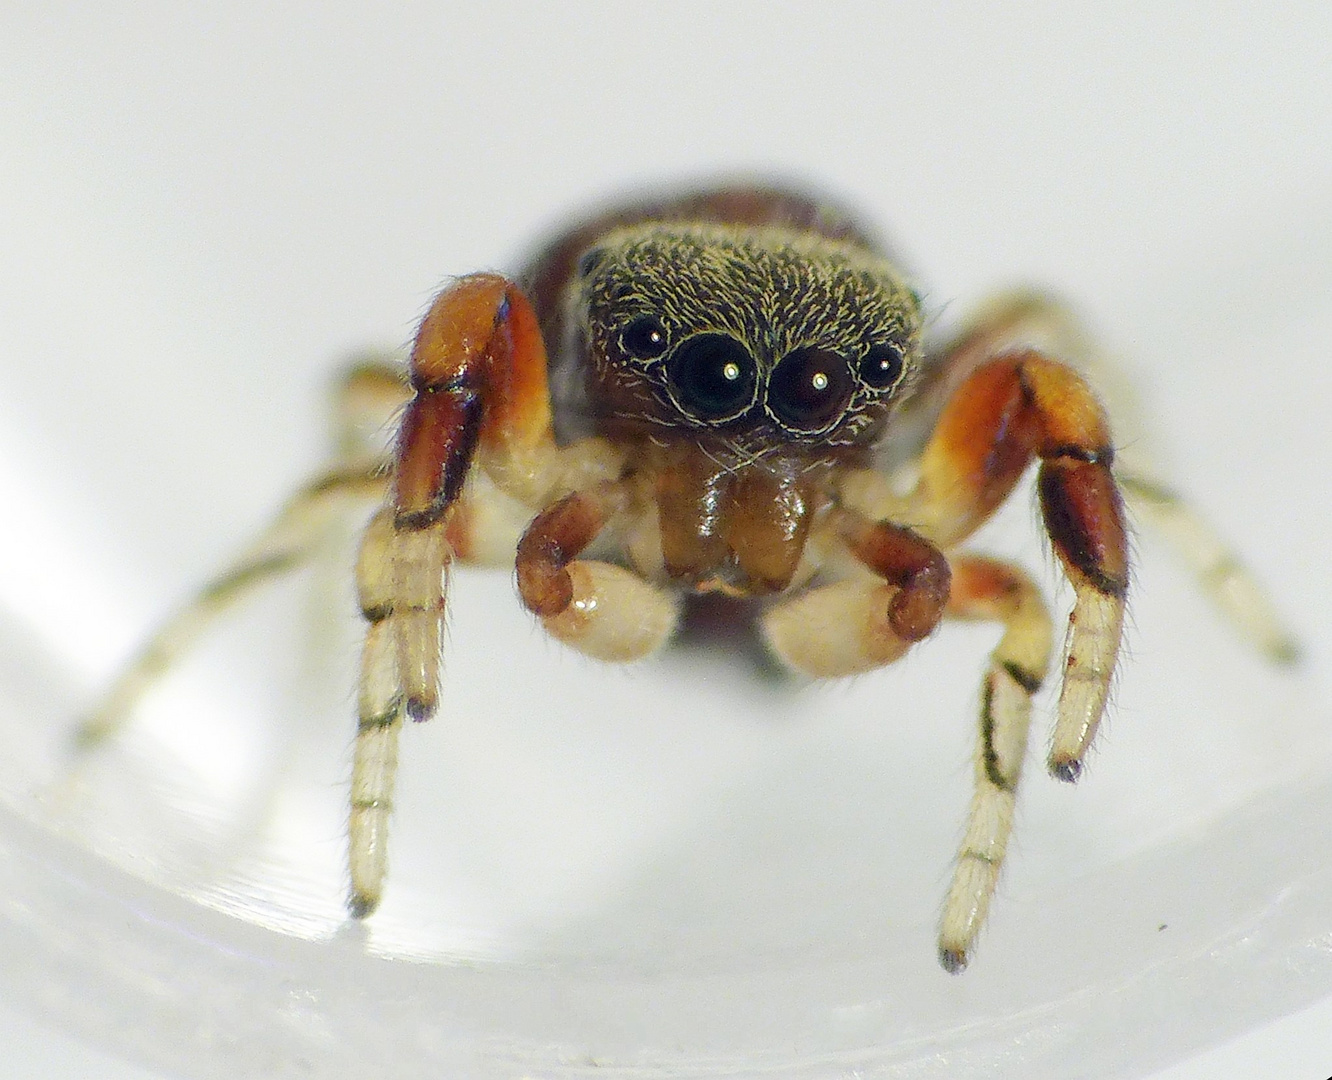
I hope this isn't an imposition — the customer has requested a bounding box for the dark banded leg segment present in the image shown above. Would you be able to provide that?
[347,274,575,915]
[1037,445,1127,781]
[938,555,1053,973]
[77,359,406,753]
[913,351,1129,782]
[345,277,507,915]
[349,601,403,918]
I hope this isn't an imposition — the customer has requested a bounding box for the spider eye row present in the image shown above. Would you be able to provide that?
[617,316,905,431]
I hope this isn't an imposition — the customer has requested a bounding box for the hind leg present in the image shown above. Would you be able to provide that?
[1116,471,1298,662]
[75,360,407,749]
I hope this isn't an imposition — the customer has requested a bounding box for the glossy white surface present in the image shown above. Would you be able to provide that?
[1,5,1330,1078]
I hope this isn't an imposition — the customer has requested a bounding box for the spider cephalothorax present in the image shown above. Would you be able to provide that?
[573,223,922,450]
[81,181,1297,972]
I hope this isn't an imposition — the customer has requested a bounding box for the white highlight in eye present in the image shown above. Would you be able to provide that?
[811,371,829,391]
[722,362,741,382]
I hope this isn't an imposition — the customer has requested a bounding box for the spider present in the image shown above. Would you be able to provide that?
[78,182,1296,973]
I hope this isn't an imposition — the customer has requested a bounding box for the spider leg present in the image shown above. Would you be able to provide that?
[76,359,409,751]
[332,355,414,459]
[348,274,623,916]
[348,275,519,916]
[1117,472,1298,662]
[914,290,1297,662]
[912,290,1091,415]
[846,350,1128,781]
[937,555,1053,973]
[759,517,1050,972]
[931,352,1127,779]
[346,354,533,568]
[75,464,388,751]
[761,509,950,677]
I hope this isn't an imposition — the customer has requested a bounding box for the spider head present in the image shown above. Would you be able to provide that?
[571,223,923,457]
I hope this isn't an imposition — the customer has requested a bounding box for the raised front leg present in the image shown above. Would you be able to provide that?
[845,350,1130,781]
[348,275,624,916]
[926,351,1128,780]
[350,276,538,915]
[915,290,1297,662]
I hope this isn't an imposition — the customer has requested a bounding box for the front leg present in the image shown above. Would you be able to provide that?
[364,275,529,732]
[844,350,1130,781]
[916,290,1296,662]
[931,352,1129,781]
[349,275,620,917]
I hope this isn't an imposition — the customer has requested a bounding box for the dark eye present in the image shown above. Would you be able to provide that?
[768,346,855,432]
[620,315,669,359]
[665,333,758,421]
[859,342,905,389]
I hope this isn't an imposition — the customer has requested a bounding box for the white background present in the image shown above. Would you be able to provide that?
[1,4,1330,1078]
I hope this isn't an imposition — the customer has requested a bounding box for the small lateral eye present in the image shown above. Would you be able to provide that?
[620,315,669,359]
[859,342,905,389]
[768,346,855,432]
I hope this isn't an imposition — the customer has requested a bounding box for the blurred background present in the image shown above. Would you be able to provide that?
[1,4,1330,1078]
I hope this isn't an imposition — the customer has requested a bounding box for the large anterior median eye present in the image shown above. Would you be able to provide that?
[665,333,758,422]
[768,346,855,432]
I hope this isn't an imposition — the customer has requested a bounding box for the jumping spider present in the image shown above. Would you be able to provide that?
[79,183,1296,972]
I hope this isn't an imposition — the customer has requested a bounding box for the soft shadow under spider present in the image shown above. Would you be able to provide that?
[670,593,797,687]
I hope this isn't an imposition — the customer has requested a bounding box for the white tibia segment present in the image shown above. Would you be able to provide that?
[349,507,449,916]
[1049,586,1124,781]
[389,522,451,719]
[349,620,402,916]
[540,560,681,662]
[77,465,387,749]
[761,579,912,677]
[938,559,1053,973]
[356,505,451,722]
